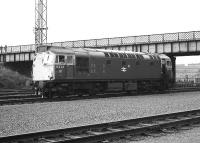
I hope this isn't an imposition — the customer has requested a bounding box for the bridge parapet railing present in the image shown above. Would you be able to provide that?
[0,44,35,54]
[1,31,200,54]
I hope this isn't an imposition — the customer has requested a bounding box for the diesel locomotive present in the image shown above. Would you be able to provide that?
[32,46,173,98]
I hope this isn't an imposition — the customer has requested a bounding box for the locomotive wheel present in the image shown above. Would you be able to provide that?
[34,87,39,96]
[88,89,96,96]
[76,90,84,97]
[42,87,52,98]
[34,87,45,97]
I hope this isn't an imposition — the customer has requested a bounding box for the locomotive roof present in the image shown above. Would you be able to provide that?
[48,46,76,54]
[45,46,169,61]
[158,54,171,60]
[47,46,147,55]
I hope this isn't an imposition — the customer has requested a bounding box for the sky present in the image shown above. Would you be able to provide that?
[0,0,200,65]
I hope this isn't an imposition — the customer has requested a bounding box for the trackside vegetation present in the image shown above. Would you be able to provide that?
[0,67,31,89]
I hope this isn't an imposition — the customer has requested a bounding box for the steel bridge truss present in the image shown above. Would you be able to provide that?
[1,31,200,62]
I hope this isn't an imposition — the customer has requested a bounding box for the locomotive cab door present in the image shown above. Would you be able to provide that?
[65,55,75,79]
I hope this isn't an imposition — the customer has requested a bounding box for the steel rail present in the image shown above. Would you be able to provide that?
[0,91,34,96]
[0,97,43,106]
[1,109,200,143]
[0,93,35,99]
[0,87,200,106]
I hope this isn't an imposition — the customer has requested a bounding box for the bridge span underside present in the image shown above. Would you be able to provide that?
[0,31,200,80]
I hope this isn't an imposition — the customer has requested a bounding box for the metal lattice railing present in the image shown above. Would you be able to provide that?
[1,31,200,54]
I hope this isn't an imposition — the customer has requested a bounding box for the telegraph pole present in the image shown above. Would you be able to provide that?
[35,0,47,51]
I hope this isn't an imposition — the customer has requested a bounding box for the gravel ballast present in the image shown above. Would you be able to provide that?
[135,127,200,143]
[113,127,200,143]
[1,91,200,137]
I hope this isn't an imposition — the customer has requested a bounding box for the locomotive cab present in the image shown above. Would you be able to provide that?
[33,51,76,81]
[32,49,76,96]
[159,54,173,89]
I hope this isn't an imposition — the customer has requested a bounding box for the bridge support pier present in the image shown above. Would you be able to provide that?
[169,55,176,85]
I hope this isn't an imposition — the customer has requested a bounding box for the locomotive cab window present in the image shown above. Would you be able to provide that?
[66,55,73,65]
[55,55,65,64]
[122,61,126,66]
[104,52,110,57]
[167,61,171,66]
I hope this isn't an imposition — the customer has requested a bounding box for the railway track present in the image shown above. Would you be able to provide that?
[1,109,200,143]
[0,89,39,105]
[0,88,33,93]
[0,87,200,106]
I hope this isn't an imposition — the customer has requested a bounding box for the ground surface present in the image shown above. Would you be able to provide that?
[112,127,200,143]
[135,127,200,143]
[1,91,200,139]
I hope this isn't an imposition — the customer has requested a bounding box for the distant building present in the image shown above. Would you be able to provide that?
[176,63,200,83]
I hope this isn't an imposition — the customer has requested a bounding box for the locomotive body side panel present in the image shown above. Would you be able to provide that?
[52,50,162,81]
[89,53,106,79]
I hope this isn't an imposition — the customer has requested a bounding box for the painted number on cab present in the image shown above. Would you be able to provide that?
[56,65,64,69]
